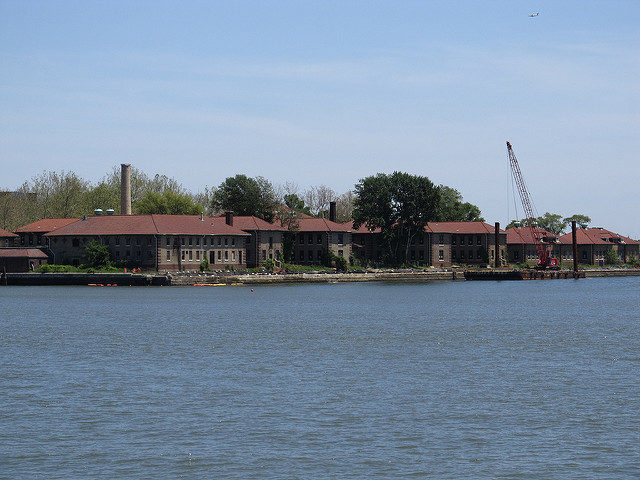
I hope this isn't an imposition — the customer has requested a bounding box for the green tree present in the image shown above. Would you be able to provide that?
[563,214,591,229]
[604,248,620,266]
[436,186,484,222]
[84,240,112,268]
[353,172,440,265]
[135,191,203,215]
[212,174,278,221]
[536,212,566,235]
[284,193,312,215]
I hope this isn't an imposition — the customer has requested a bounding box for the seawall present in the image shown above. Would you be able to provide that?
[2,273,170,286]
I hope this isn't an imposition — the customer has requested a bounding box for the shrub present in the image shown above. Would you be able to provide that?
[604,249,620,266]
[627,254,639,267]
[334,254,348,272]
[199,256,210,272]
[84,240,112,269]
[263,258,275,271]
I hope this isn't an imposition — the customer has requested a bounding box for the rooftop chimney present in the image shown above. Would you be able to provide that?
[121,163,132,215]
[329,201,336,223]
[225,211,234,226]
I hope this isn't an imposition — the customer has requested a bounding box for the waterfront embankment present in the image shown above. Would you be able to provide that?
[2,268,639,286]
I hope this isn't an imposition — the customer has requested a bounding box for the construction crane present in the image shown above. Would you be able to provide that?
[507,141,559,269]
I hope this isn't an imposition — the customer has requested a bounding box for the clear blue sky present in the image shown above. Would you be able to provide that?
[1,1,639,237]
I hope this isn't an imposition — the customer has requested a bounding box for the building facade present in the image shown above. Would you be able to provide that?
[558,227,639,265]
[44,214,249,271]
[506,227,560,265]
[1,227,18,247]
[293,217,352,265]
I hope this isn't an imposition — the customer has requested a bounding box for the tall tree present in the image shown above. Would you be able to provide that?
[353,172,440,265]
[437,186,484,222]
[135,191,203,215]
[304,185,336,217]
[563,214,591,229]
[536,212,566,235]
[212,174,278,221]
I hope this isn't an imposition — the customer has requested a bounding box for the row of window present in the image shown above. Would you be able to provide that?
[451,235,484,246]
[297,249,344,261]
[173,249,244,264]
[297,233,344,245]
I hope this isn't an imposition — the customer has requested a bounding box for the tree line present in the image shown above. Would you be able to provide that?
[506,213,592,235]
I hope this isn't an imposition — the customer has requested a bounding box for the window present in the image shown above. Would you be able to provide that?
[218,237,221,246]
[105,237,110,245]
[410,249,415,260]
[196,237,200,246]
[419,250,425,260]
[492,250,496,259]
[299,251,304,260]
[196,251,200,260]
[188,237,193,246]
[452,250,456,260]
[115,251,120,259]
[460,250,466,260]
[438,249,444,261]
[317,250,323,260]
[126,250,131,259]
[72,238,79,247]
[224,251,228,261]
[224,237,228,246]
[468,250,473,260]
[317,234,322,244]
[245,236,251,245]
[126,237,131,246]
[262,250,266,260]
[308,250,314,260]
[181,237,186,246]
[232,251,236,262]
[338,234,344,245]
[269,236,273,248]
[218,251,222,261]
[439,234,444,244]
[210,251,215,263]
[147,250,153,259]
[299,234,304,244]
[166,237,171,246]
[231,238,235,246]
[308,234,313,244]
[452,236,457,245]
[477,235,482,245]
[115,237,120,246]
[275,250,280,260]
[419,235,424,245]
[136,237,141,246]
[338,250,343,257]
[239,251,242,264]
[166,250,171,261]
[188,251,193,261]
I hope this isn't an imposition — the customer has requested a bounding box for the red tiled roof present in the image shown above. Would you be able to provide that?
[213,214,285,231]
[506,227,558,245]
[426,222,505,234]
[44,215,250,237]
[295,217,350,232]
[0,248,48,258]
[559,227,639,245]
[342,222,382,234]
[14,218,80,233]
[0,227,18,238]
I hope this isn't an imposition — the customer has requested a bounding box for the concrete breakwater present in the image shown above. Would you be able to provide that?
[1,268,638,286]
[2,272,170,286]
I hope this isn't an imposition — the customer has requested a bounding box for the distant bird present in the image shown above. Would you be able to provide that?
[529,12,540,17]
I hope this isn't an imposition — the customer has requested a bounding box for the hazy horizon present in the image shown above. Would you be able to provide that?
[2,1,638,237]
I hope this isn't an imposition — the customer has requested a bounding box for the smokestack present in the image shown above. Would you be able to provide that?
[121,164,132,215]
[494,222,500,268]
[225,211,233,226]
[329,201,336,222]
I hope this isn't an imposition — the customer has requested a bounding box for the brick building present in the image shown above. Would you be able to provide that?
[506,227,560,265]
[14,218,80,248]
[427,222,507,267]
[292,216,352,265]
[558,227,639,265]
[44,214,249,271]
[215,213,286,267]
[0,227,18,247]
[0,248,48,272]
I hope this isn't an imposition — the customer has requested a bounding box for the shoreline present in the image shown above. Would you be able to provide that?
[2,268,639,286]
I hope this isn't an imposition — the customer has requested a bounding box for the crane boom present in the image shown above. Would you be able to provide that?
[506,141,551,267]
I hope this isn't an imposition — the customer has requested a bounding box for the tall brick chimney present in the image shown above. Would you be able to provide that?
[329,201,336,222]
[225,211,234,226]
[121,164,132,215]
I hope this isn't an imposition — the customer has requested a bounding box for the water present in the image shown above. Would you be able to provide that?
[1,278,639,478]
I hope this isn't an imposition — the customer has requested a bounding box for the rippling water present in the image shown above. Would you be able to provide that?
[1,278,639,478]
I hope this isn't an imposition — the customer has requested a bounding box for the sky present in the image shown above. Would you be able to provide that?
[1,1,639,237]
